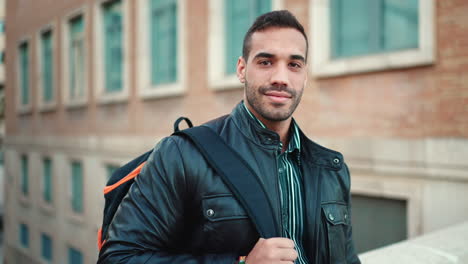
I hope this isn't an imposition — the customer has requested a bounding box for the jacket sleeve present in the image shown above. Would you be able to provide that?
[97,137,238,264]
[344,163,361,264]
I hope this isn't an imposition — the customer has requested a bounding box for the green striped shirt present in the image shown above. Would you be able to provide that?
[243,103,309,264]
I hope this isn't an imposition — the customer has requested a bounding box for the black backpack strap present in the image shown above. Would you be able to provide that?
[174,126,279,238]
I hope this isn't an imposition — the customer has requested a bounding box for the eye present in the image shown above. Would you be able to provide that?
[289,62,302,68]
[258,60,272,66]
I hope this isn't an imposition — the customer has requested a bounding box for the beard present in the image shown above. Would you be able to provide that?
[245,80,304,122]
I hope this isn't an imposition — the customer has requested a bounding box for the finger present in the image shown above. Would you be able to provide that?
[276,248,298,261]
[266,237,295,248]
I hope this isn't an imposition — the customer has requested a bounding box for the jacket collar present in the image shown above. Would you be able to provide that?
[231,101,344,171]
[231,101,283,150]
[241,102,301,155]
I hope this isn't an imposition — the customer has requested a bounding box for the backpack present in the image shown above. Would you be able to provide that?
[97,117,278,251]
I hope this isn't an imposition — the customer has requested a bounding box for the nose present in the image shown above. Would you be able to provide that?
[270,63,289,87]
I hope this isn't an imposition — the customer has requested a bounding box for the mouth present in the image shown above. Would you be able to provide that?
[264,91,292,104]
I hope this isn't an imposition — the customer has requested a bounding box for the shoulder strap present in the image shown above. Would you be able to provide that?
[174,126,278,238]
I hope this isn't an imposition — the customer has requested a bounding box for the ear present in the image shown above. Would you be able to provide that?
[237,56,246,83]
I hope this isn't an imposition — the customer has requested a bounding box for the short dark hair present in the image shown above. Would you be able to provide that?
[242,10,308,62]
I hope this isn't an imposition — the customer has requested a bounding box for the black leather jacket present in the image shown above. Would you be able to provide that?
[98,102,360,264]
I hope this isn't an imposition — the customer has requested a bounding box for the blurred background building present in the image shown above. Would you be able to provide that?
[2,0,468,263]
[0,0,6,262]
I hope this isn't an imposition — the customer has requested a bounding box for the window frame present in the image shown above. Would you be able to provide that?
[66,157,86,224]
[41,156,54,203]
[40,232,54,262]
[19,153,29,197]
[207,0,284,90]
[16,37,32,114]
[19,222,30,249]
[37,23,57,112]
[310,0,435,77]
[67,245,84,264]
[93,0,130,105]
[69,160,84,214]
[136,0,186,99]
[39,154,56,215]
[62,7,89,109]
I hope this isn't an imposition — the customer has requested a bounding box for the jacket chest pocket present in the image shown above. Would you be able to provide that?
[201,194,256,253]
[322,202,350,264]
[202,194,249,222]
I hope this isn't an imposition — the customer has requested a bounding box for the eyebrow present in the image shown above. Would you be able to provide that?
[253,52,274,60]
[253,52,306,63]
[291,54,306,63]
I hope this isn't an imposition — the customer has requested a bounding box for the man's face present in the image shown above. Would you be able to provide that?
[237,27,308,124]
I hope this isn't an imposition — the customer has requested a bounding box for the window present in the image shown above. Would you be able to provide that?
[208,0,282,90]
[18,41,30,107]
[19,223,29,248]
[43,157,53,203]
[103,0,123,93]
[330,0,418,59]
[20,155,29,196]
[310,0,434,77]
[150,0,178,85]
[68,247,83,264]
[225,0,271,74]
[95,0,129,103]
[71,161,83,213]
[137,0,186,98]
[39,29,55,105]
[41,233,53,262]
[67,14,86,104]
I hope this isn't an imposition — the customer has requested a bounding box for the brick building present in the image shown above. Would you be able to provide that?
[3,0,468,263]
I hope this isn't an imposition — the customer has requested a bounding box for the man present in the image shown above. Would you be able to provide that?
[98,10,360,264]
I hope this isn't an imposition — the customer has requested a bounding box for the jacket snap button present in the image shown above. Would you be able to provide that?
[328,213,335,221]
[344,214,348,220]
[333,158,340,164]
[206,209,215,217]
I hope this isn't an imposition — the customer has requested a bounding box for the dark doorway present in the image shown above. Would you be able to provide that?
[351,194,407,253]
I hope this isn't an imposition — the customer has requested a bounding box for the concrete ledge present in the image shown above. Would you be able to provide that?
[360,221,468,264]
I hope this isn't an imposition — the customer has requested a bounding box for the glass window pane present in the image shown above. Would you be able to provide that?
[330,0,419,58]
[68,247,83,264]
[331,0,379,58]
[19,223,29,248]
[225,0,271,74]
[150,0,177,85]
[71,161,83,213]
[383,0,419,51]
[21,155,28,195]
[41,30,54,103]
[102,0,123,93]
[41,233,53,261]
[69,15,85,100]
[19,42,30,105]
[43,158,53,203]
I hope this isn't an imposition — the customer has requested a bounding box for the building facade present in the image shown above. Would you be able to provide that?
[3,0,468,263]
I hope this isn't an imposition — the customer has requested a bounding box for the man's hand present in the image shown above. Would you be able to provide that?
[245,237,298,264]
